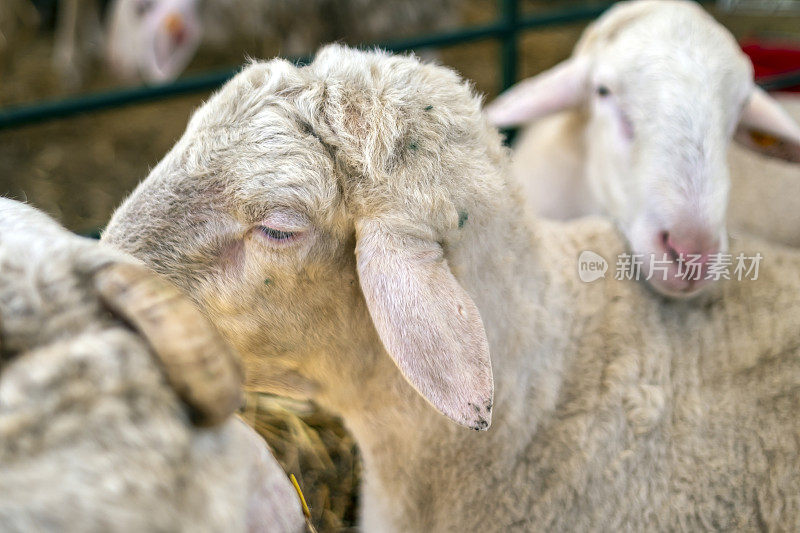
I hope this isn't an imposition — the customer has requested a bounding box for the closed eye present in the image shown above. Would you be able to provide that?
[258,226,298,242]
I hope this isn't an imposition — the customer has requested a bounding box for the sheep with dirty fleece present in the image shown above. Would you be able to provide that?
[103,45,800,530]
[486,0,800,298]
[0,198,304,533]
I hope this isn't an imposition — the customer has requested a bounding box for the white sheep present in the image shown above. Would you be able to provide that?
[104,0,459,83]
[485,0,800,298]
[104,0,202,83]
[0,198,304,532]
[102,44,800,531]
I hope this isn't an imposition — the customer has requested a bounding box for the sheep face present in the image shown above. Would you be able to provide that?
[105,0,201,83]
[579,3,751,297]
[486,0,800,298]
[103,46,499,430]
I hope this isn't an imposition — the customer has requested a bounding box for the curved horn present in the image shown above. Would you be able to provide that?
[94,262,243,426]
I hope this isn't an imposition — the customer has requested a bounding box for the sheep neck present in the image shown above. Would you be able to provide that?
[319,190,557,529]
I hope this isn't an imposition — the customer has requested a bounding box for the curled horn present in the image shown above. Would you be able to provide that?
[93,262,243,426]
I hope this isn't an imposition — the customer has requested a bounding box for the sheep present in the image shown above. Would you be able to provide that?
[484,0,800,298]
[0,198,304,533]
[104,0,460,83]
[728,95,800,247]
[101,44,800,531]
[104,0,202,83]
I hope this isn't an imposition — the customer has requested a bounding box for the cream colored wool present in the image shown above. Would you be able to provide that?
[0,198,303,533]
[103,45,800,531]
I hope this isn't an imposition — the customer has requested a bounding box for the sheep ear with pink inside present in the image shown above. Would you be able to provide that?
[735,87,800,163]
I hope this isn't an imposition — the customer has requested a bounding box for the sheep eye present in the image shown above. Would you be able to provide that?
[258,226,296,242]
[596,85,611,97]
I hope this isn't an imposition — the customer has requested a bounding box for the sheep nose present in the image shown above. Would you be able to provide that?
[164,13,187,45]
[660,230,720,265]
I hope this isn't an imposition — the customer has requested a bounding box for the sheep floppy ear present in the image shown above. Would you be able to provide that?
[735,87,800,163]
[93,262,243,426]
[484,56,591,128]
[355,218,494,431]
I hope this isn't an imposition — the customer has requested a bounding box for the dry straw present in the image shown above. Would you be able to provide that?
[241,392,360,532]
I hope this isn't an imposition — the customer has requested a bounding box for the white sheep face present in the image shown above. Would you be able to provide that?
[105,0,202,82]
[103,47,498,431]
[581,14,750,297]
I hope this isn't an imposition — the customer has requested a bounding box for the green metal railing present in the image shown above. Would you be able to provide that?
[0,0,797,131]
[0,1,619,130]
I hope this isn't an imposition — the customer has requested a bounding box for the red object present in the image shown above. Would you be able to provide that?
[741,39,800,92]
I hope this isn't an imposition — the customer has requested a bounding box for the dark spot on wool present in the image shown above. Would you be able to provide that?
[458,210,469,229]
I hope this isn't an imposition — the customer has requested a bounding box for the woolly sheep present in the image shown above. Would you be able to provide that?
[105,0,459,83]
[0,198,304,533]
[485,0,800,298]
[103,45,800,530]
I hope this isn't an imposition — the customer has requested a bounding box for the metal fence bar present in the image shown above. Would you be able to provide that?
[4,0,791,131]
[500,0,520,93]
[0,1,621,130]
[0,67,240,129]
[758,69,800,92]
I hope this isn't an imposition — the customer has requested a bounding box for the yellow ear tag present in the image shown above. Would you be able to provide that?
[750,130,780,148]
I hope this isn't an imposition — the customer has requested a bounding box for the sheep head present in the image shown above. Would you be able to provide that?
[103,45,503,430]
[486,0,800,298]
[105,0,202,83]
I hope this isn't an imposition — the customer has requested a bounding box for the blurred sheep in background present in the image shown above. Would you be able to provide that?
[105,0,201,82]
[485,0,800,298]
[45,0,461,85]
